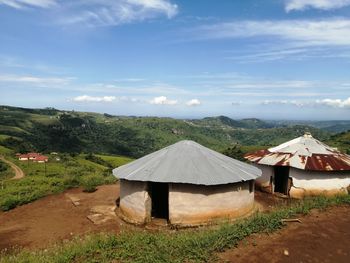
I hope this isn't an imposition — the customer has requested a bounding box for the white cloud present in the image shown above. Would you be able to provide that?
[316,97,350,108]
[150,96,177,105]
[73,95,116,102]
[58,0,178,26]
[0,74,72,86]
[261,97,350,109]
[285,0,350,12]
[262,100,305,107]
[226,46,350,63]
[193,19,350,47]
[0,0,56,9]
[0,0,178,26]
[186,98,201,106]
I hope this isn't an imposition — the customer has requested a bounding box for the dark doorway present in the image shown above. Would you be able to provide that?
[274,166,290,195]
[148,182,169,220]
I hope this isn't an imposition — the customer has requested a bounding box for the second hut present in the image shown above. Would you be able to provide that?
[245,133,350,198]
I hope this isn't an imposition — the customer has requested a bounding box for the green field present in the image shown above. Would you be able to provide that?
[0,148,133,211]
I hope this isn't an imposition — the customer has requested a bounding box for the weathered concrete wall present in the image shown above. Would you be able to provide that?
[289,168,350,198]
[254,164,274,193]
[119,179,151,224]
[169,181,254,226]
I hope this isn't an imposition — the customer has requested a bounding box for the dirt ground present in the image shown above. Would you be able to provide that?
[0,184,122,250]
[218,205,350,263]
[0,185,349,263]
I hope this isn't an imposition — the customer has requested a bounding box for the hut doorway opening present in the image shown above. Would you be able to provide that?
[274,166,290,195]
[149,182,169,220]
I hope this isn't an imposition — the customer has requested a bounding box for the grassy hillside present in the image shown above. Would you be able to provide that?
[0,145,133,211]
[327,131,350,154]
[0,105,332,158]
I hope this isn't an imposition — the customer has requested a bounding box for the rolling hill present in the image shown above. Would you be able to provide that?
[0,105,340,158]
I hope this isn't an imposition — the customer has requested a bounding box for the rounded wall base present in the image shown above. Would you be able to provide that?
[289,187,348,199]
[117,205,149,225]
[169,202,256,227]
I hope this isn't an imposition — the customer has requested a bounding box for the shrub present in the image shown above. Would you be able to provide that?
[0,196,20,211]
[62,175,80,188]
[81,175,102,193]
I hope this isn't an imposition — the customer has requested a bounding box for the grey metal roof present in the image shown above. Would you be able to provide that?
[113,140,261,185]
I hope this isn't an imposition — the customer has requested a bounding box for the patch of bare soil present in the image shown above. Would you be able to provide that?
[0,184,121,250]
[218,205,350,263]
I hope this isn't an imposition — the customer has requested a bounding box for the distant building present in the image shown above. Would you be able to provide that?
[113,140,261,226]
[33,155,49,163]
[18,154,29,161]
[245,133,350,198]
[18,153,48,163]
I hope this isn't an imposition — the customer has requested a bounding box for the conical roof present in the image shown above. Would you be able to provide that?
[113,140,261,185]
[245,133,350,171]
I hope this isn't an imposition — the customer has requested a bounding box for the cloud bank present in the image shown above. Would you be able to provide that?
[285,0,350,12]
[316,97,350,108]
[186,99,201,106]
[73,95,116,102]
[194,19,350,47]
[0,0,56,9]
[0,0,179,26]
[150,96,178,105]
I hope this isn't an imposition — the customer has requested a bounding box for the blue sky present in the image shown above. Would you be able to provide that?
[1,0,350,120]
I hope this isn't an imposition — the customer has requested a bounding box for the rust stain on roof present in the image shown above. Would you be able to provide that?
[244,134,350,172]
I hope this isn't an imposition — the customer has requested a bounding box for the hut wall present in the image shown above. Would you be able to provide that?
[119,179,151,224]
[254,164,274,193]
[289,168,350,198]
[168,181,254,226]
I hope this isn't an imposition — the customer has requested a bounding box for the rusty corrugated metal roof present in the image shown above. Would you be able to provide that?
[244,133,350,171]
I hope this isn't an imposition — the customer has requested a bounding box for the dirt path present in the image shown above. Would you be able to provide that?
[0,155,25,179]
[218,205,350,263]
[0,184,121,250]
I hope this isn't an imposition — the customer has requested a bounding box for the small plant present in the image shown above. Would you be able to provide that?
[81,175,102,193]
[1,196,20,211]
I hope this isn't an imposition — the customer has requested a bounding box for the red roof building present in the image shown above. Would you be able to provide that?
[245,133,350,198]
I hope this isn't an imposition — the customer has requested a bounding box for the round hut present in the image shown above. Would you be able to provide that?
[113,140,261,226]
[245,133,350,198]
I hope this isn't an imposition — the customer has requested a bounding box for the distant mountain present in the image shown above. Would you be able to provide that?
[268,120,350,133]
[0,105,332,158]
[190,116,275,129]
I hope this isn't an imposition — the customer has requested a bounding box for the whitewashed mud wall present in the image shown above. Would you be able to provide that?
[119,179,151,224]
[289,168,350,198]
[254,164,274,193]
[168,181,254,226]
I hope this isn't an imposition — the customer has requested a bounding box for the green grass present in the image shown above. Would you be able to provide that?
[0,125,29,134]
[0,145,12,155]
[0,160,13,180]
[1,194,349,263]
[0,154,132,211]
[0,134,14,142]
[96,154,134,167]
